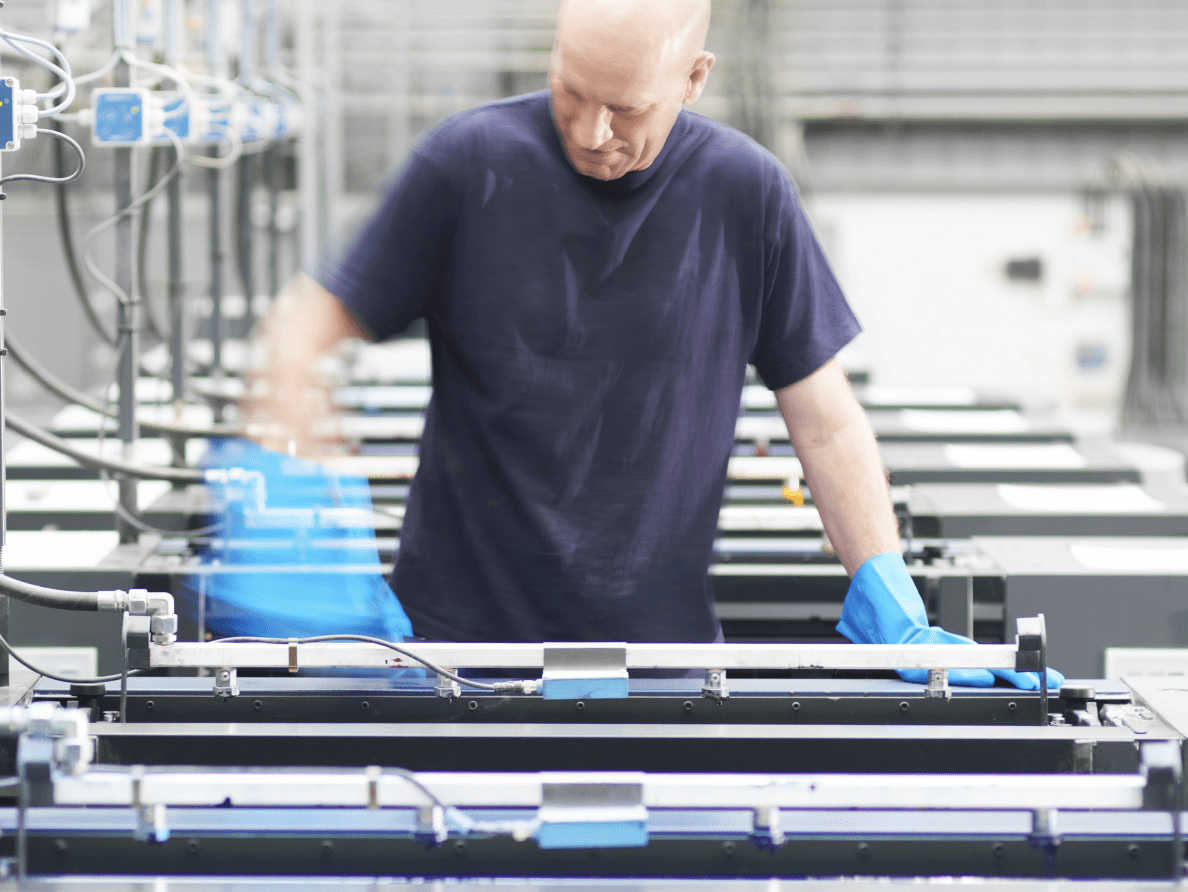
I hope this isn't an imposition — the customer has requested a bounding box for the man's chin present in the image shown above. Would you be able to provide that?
[570,155,629,181]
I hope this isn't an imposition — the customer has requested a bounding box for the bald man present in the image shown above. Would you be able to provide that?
[251,0,1060,689]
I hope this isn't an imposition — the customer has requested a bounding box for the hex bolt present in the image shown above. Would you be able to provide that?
[467,700,478,711]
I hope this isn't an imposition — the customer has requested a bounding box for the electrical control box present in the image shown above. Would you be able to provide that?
[0,78,14,152]
[0,78,40,152]
[92,89,152,146]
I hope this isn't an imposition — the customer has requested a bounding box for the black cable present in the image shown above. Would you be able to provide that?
[0,128,84,187]
[136,145,165,343]
[214,635,532,691]
[98,466,222,537]
[5,410,205,483]
[0,626,144,684]
[0,572,99,611]
[5,330,242,439]
[51,118,117,346]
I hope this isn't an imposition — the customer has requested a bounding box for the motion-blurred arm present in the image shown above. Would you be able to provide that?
[245,272,370,455]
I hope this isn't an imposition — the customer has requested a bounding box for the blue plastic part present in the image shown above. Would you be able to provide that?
[94,90,146,144]
[541,676,630,700]
[0,79,14,150]
[536,821,648,850]
[160,95,190,142]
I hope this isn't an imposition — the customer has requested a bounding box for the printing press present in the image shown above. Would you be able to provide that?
[0,613,1185,882]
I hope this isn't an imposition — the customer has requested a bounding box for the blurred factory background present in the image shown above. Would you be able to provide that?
[5,0,1187,431]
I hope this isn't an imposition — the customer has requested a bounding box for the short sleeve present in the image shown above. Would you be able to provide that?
[317,135,466,341]
[749,167,862,391]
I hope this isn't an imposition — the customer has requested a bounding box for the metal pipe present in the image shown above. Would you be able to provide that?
[294,0,319,270]
[238,0,257,331]
[113,5,139,544]
[165,0,187,471]
[207,0,225,405]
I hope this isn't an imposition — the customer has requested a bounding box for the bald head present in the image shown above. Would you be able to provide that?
[549,0,715,180]
[557,0,711,81]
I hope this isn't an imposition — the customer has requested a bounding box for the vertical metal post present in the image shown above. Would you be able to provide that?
[0,57,9,686]
[207,0,225,410]
[390,0,410,172]
[114,0,140,543]
[265,0,281,297]
[165,0,187,469]
[295,0,320,270]
[237,0,256,330]
[321,0,342,254]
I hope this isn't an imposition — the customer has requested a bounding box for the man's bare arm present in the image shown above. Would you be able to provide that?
[245,272,371,454]
[775,358,899,576]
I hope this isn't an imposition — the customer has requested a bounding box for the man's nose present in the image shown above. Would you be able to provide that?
[571,104,613,150]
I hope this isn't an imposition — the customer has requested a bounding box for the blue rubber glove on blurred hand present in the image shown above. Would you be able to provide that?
[836,552,1064,691]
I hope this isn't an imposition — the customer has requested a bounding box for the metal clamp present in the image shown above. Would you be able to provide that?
[414,804,448,846]
[751,805,786,850]
[131,765,170,845]
[213,667,239,698]
[435,672,461,700]
[924,669,951,700]
[366,765,381,810]
[1029,807,1062,849]
[702,668,729,703]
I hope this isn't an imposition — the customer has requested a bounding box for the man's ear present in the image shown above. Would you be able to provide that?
[683,51,716,104]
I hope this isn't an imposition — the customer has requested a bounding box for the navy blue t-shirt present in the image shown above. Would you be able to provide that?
[321,91,860,643]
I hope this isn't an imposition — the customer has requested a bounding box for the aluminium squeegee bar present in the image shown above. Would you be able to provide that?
[52,768,1145,811]
[148,641,1022,671]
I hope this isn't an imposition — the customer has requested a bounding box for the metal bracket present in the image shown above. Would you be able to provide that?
[434,673,461,700]
[1029,807,1062,849]
[1140,741,1186,880]
[702,668,729,703]
[122,614,152,671]
[924,668,951,700]
[213,667,239,698]
[541,644,629,700]
[131,765,170,844]
[751,805,786,850]
[536,776,648,849]
[1015,614,1048,725]
[414,804,448,846]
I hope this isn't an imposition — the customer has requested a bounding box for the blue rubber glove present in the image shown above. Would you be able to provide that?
[836,552,1064,691]
[184,438,414,642]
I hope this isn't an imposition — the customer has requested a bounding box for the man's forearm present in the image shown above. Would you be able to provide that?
[245,272,369,454]
[775,360,899,575]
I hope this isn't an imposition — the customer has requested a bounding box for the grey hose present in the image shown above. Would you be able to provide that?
[0,573,98,611]
[6,332,241,440]
[5,411,205,483]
